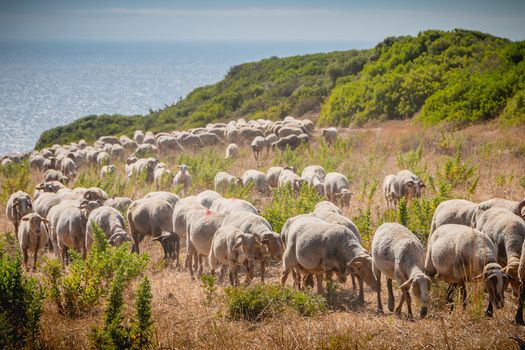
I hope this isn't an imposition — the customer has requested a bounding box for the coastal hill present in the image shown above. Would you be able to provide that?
[35,29,524,149]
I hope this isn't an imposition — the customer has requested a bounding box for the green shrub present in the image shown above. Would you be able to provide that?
[261,185,321,233]
[44,223,148,318]
[0,235,45,349]
[0,161,33,205]
[224,284,326,321]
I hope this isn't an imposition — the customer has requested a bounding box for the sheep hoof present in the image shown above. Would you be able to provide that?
[484,310,493,318]
[516,317,524,325]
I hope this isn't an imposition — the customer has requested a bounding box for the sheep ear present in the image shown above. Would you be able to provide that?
[152,236,162,242]
[41,218,49,223]
[22,216,30,221]
[400,277,414,292]
[233,237,243,250]
[406,180,414,187]
[348,255,368,268]
[504,273,518,283]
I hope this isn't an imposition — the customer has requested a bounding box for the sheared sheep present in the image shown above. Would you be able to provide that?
[6,190,33,234]
[174,164,192,196]
[372,223,431,318]
[18,213,48,272]
[425,224,508,317]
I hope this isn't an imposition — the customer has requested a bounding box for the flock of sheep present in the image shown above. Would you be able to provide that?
[3,115,525,325]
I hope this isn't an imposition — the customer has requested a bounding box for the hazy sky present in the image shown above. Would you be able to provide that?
[1,0,524,42]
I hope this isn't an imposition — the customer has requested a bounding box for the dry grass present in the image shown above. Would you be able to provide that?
[2,119,525,349]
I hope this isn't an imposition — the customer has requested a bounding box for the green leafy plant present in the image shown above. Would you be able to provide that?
[44,223,148,318]
[261,185,321,233]
[224,284,326,321]
[0,235,45,349]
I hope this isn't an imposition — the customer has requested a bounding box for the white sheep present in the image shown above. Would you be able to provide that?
[425,224,507,317]
[225,143,239,159]
[323,172,352,207]
[250,136,267,161]
[372,223,431,318]
[214,171,242,192]
[85,206,131,251]
[430,199,479,233]
[242,169,270,195]
[209,225,266,285]
[18,213,48,271]
[6,190,33,234]
[174,164,192,196]
[100,164,116,179]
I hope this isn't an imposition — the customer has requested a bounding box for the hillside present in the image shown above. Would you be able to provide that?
[35,29,525,149]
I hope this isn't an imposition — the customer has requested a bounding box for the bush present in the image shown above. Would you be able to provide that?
[90,276,155,350]
[261,185,321,233]
[44,224,148,318]
[0,234,45,349]
[224,284,326,321]
[0,161,33,205]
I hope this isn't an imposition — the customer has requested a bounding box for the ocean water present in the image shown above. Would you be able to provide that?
[0,40,372,154]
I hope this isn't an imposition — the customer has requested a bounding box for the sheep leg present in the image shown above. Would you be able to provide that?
[33,240,40,272]
[387,278,395,312]
[351,273,357,290]
[460,283,467,310]
[357,275,365,305]
[375,270,383,313]
[197,255,203,277]
[188,249,194,280]
[316,273,324,294]
[23,248,29,272]
[445,283,457,310]
[515,284,525,325]
[395,292,406,316]
[282,268,291,287]
[405,292,413,320]
[260,260,266,283]
[485,299,494,318]
[304,274,315,289]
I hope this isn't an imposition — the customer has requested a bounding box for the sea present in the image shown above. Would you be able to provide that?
[0,40,373,155]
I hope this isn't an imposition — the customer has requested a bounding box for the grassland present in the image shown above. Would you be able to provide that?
[2,119,525,349]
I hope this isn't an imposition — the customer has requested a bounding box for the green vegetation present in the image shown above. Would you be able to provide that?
[0,234,45,349]
[90,276,154,350]
[35,29,525,150]
[261,185,321,233]
[44,224,148,318]
[321,30,525,126]
[224,283,326,321]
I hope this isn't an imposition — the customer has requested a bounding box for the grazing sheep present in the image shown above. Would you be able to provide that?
[157,135,185,155]
[6,191,33,234]
[18,213,48,271]
[321,127,338,145]
[225,143,239,159]
[55,205,89,265]
[214,171,242,192]
[127,157,158,183]
[383,170,425,206]
[478,198,525,220]
[301,165,326,182]
[209,225,265,285]
[301,171,324,195]
[172,197,203,243]
[266,166,285,188]
[186,208,225,278]
[430,199,478,233]
[250,136,267,161]
[104,197,133,213]
[372,223,431,318]
[265,135,278,156]
[278,168,304,194]
[313,201,342,215]
[242,169,270,195]
[134,130,145,144]
[85,206,130,251]
[272,134,301,152]
[100,165,116,179]
[324,172,352,207]
[96,151,111,167]
[281,216,379,297]
[60,157,76,179]
[127,199,178,262]
[44,169,66,182]
[209,197,258,216]
[196,190,222,209]
[222,212,283,282]
[174,164,192,196]
[153,163,173,189]
[425,224,507,317]
[474,207,525,294]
